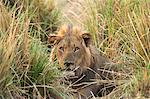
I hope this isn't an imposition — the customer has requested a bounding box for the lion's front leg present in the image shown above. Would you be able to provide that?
[76,84,99,99]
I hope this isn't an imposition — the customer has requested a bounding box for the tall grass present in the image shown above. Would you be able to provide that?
[0,0,63,98]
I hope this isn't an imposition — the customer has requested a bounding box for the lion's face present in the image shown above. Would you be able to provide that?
[48,26,93,78]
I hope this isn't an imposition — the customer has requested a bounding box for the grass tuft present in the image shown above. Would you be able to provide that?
[0,0,62,98]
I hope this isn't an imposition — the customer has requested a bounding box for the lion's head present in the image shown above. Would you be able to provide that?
[48,25,94,78]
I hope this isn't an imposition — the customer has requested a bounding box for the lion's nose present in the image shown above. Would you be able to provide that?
[64,61,74,67]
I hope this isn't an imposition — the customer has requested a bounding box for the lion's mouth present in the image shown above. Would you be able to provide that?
[63,71,76,79]
[63,66,80,79]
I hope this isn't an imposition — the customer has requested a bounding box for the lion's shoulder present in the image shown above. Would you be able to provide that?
[89,46,108,66]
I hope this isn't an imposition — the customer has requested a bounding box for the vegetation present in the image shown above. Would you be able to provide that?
[0,0,62,98]
[0,0,149,98]
[82,0,150,98]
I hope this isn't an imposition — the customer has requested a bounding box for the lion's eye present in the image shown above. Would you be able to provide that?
[74,47,80,52]
[59,47,64,52]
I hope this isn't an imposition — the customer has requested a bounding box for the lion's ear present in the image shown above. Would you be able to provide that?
[48,34,62,46]
[82,33,92,47]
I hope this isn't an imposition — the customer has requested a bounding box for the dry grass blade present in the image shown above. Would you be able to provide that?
[0,2,11,33]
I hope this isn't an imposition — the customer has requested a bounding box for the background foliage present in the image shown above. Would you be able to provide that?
[0,0,149,98]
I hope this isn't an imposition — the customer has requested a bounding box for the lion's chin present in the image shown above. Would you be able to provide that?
[63,71,77,79]
[62,67,83,80]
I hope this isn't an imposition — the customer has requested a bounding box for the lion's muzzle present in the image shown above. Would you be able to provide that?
[64,60,75,70]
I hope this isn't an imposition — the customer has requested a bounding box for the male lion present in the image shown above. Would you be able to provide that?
[48,25,117,99]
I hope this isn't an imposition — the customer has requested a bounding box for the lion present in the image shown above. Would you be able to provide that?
[48,25,117,99]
